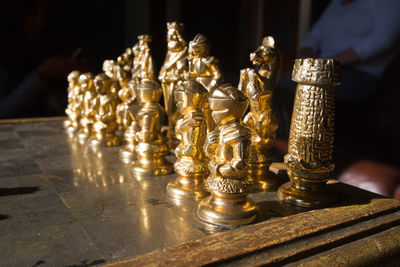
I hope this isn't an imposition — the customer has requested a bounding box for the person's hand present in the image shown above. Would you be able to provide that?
[298,47,317,58]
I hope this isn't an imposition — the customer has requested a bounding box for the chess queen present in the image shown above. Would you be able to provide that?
[131,79,173,176]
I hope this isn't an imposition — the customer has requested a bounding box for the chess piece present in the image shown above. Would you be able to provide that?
[197,84,257,226]
[186,34,222,132]
[89,73,120,147]
[238,36,282,191]
[131,79,173,176]
[167,80,210,200]
[64,70,82,134]
[115,65,131,132]
[77,73,96,143]
[131,34,155,82]
[159,22,188,149]
[278,58,340,208]
[117,47,134,73]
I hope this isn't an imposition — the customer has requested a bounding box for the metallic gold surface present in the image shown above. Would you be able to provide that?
[278,58,340,207]
[238,36,282,191]
[88,73,120,147]
[166,80,209,200]
[64,70,83,135]
[186,34,222,133]
[131,79,173,176]
[159,22,188,149]
[77,73,96,143]
[198,84,257,226]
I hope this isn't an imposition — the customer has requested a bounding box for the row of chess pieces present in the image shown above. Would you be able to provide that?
[64,21,341,226]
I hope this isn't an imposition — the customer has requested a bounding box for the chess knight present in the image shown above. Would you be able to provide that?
[167,80,210,200]
[159,22,188,149]
[186,34,222,132]
[131,79,173,176]
[197,84,258,226]
[238,36,282,191]
[64,70,82,134]
[77,73,97,143]
[89,73,120,147]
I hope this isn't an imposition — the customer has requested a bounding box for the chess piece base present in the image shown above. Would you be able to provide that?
[77,132,91,144]
[88,135,120,147]
[119,148,136,164]
[131,157,173,176]
[248,163,282,192]
[197,192,258,226]
[277,181,335,208]
[167,175,209,200]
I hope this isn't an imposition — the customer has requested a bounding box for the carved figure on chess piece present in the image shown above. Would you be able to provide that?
[89,73,120,147]
[197,84,257,226]
[77,73,97,143]
[131,35,155,82]
[64,70,82,133]
[115,65,131,132]
[238,36,282,191]
[159,22,188,149]
[117,47,134,73]
[167,80,210,200]
[131,79,173,176]
[186,33,222,132]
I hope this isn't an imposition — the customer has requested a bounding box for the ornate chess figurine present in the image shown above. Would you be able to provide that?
[131,79,173,176]
[197,84,257,226]
[131,34,155,82]
[77,73,97,143]
[167,80,210,200]
[89,73,120,147]
[186,34,222,132]
[64,70,82,133]
[115,65,131,132]
[117,47,134,73]
[238,36,282,191]
[278,58,340,208]
[159,22,188,149]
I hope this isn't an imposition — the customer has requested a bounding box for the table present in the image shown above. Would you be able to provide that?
[0,118,399,266]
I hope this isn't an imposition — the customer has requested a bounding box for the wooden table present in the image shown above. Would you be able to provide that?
[0,118,399,266]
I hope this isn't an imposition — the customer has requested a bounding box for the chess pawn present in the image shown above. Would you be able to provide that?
[167,80,210,200]
[89,73,120,147]
[197,84,257,226]
[238,36,282,191]
[131,79,173,176]
[64,70,82,134]
[159,22,188,150]
[119,80,141,163]
[77,73,97,143]
[278,58,340,208]
[186,34,222,133]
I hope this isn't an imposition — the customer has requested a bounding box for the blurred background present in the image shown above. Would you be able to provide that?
[1,0,400,199]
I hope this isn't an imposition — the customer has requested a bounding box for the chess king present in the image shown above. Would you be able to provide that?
[77,73,97,143]
[159,22,188,149]
[89,73,120,147]
[167,80,210,200]
[131,79,173,176]
[64,70,82,134]
[197,84,258,226]
[186,33,222,132]
[238,36,282,191]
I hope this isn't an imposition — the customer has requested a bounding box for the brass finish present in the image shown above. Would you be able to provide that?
[88,73,121,147]
[238,36,282,191]
[64,70,83,135]
[159,22,188,149]
[131,35,155,82]
[77,73,96,143]
[131,79,173,176]
[187,34,222,133]
[198,84,257,226]
[167,80,209,200]
[278,58,340,207]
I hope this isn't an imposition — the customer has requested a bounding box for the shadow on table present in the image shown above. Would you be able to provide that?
[0,186,40,197]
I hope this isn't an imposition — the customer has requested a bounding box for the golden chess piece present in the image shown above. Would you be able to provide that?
[197,84,257,226]
[76,73,97,143]
[186,34,222,133]
[159,22,188,149]
[64,70,83,134]
[278,58,340,208]
[167,80,210,200]
[238,36,282,191]
[131,79,173,176]
[131,34,155,82]
[89,73,120,147]
[115,65,131,132]
[117,47,134,73]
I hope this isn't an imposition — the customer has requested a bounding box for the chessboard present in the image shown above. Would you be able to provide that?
[1,118,400,266]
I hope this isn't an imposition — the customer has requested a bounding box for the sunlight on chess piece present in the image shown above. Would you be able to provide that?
[278,58,340,208]
[238,36,282,191]
[167,80,210,200]
[89,73,120,147]
[187,34,222,133]
[159,22,188,150]
[131,79,173,176]
[197,84,258,226]
[77,73,97,143]
[65,70,83,136]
